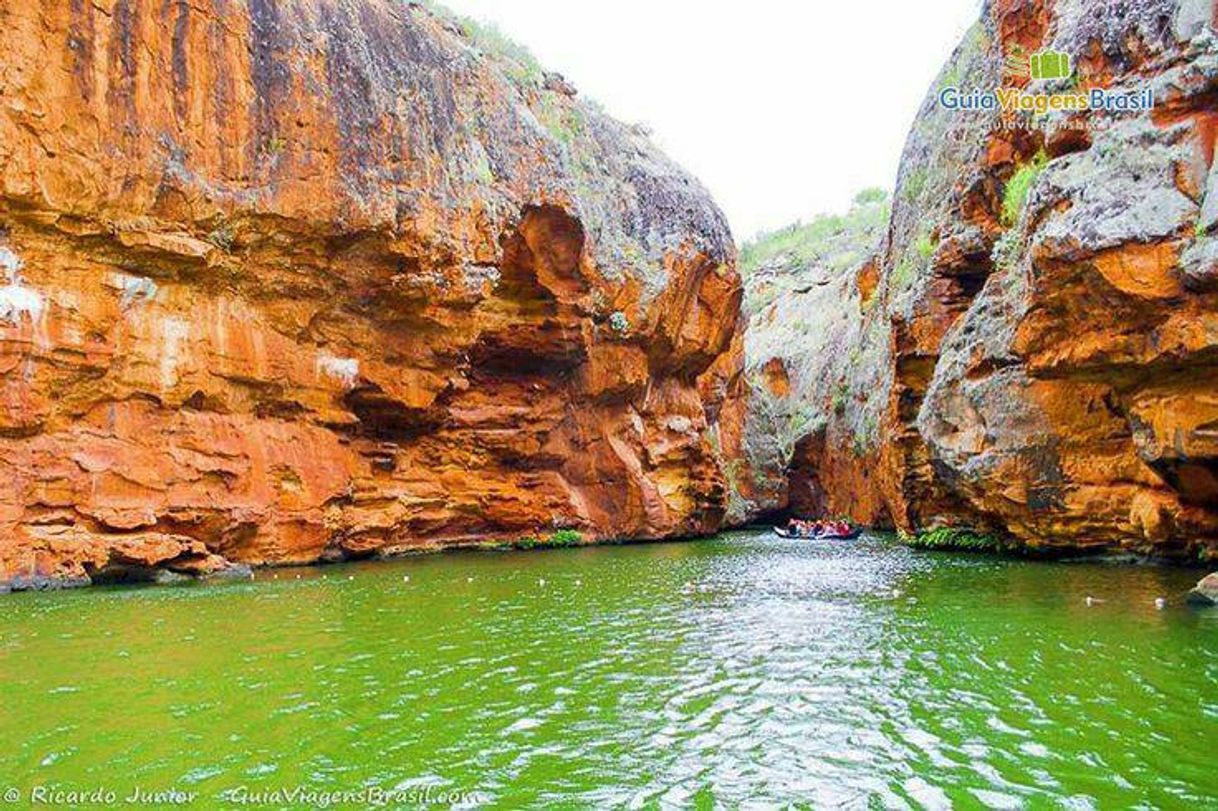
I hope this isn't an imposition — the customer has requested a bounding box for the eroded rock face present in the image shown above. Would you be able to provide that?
[0,0,741,587]
[729,196,894,526]
[737,0,1218,559]
[1187,571,1218,604]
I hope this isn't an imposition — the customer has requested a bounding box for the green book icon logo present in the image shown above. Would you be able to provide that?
[1029,50,1072,80]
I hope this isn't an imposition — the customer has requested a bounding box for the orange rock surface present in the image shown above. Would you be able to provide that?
[734,0,1218,559]
[0,0,741,588]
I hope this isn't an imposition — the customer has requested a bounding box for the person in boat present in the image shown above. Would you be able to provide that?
[785,518,854,538]
[785,518,823,538]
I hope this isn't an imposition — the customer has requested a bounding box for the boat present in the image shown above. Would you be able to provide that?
[772,526,862,541]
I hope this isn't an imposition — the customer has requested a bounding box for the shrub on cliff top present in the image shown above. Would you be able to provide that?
[853,187,888,206]
[445,8,544,87]
[739,193,890,276]
[1001,150,1048,227]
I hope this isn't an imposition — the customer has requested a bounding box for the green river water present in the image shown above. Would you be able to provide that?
[1,531,1215,808]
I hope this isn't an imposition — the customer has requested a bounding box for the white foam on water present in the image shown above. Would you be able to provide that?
[502,717,542,735]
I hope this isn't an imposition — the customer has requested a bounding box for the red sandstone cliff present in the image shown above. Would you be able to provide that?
[0,0,743,588]
[733,0,1218,559]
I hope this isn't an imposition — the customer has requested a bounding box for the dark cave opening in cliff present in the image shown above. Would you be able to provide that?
[772,431,833,522]
[341,385,442,443]
[751,504,799,527]
[757,433,896,529]
[83,563,164,586]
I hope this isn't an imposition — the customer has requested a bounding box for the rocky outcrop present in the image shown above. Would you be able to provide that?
[0,0,741,588]
[1187,571,1218,604]
[736,0,1218,559]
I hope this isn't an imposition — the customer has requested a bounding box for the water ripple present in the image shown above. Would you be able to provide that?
[0,532,1214,806]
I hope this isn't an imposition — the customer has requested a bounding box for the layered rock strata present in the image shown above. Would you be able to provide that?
[0,0,743,588]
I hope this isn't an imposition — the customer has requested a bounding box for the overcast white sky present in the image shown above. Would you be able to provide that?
[439,0,982,241]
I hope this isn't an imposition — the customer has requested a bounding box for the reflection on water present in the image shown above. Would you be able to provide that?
[1,532,1215,807]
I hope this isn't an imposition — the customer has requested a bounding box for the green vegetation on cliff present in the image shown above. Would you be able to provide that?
[740,190,891,278]
[728,191,893,522]
[1001,150,1048,227]
[514,530,585,550]
[422,1,545,87]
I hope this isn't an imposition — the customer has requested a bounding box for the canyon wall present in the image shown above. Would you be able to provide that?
[0,0,743,588]
[734,0,1218,559]
[726,193,893,526]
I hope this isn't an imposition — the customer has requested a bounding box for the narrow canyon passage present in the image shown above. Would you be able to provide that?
[1,0,1217,806]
